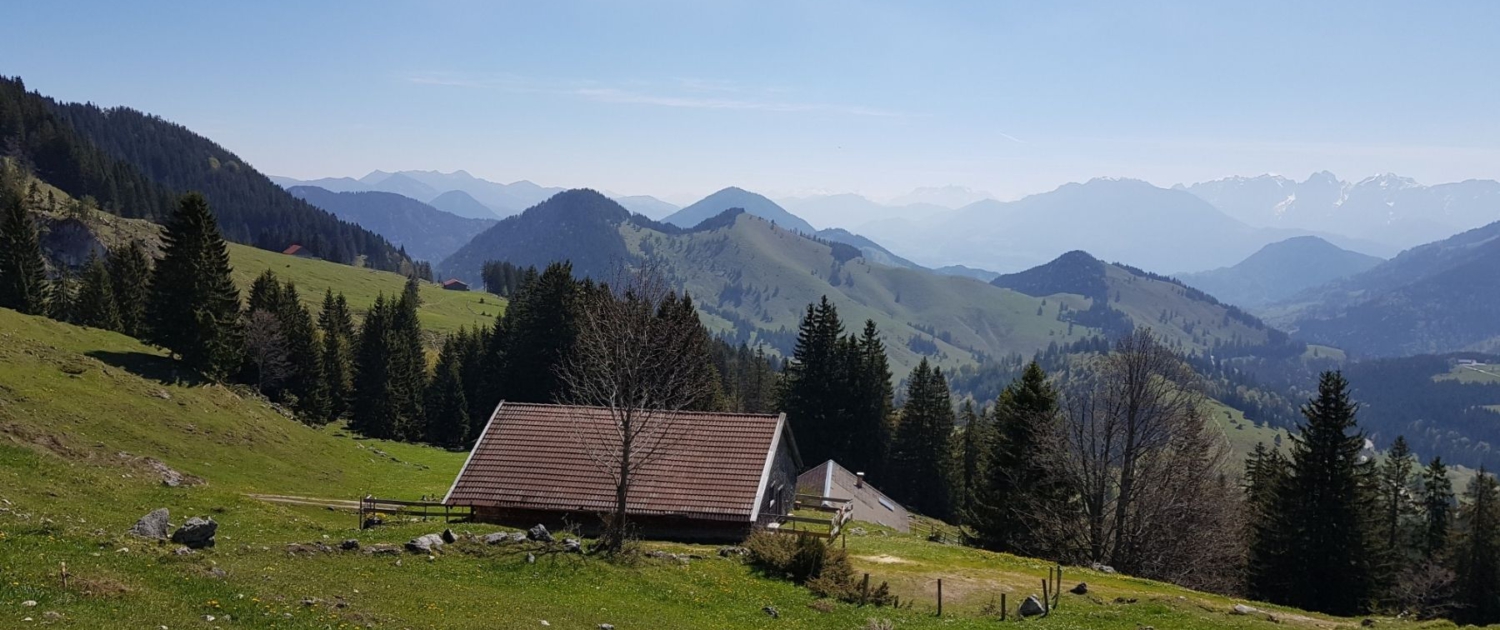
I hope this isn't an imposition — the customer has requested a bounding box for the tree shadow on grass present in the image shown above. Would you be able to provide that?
[86,350,207,387]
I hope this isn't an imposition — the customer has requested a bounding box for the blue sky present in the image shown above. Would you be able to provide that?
[5,1,1498,202]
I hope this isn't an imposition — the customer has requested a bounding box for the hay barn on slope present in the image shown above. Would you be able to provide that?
[443,402,801,542]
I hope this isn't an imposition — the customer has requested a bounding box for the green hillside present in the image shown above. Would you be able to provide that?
[620,214,1090,375]
[0,308,1431,629]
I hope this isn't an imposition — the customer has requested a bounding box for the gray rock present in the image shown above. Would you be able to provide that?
[441,528,458,544]
[526,553,536,564]
[170,516,217,549]
[172,546,195,556]
[405,533,445,554]
[1090,562,1116,574]
[563,538,582,553]
[1070,582,1088,595]
[763,606,779,618]
[340,539,360,551]
[1231,604,1259,615]
[364,544,401,555]
[598,625,614,630]
[483,532,511,545]
[527,524,553,542]
[128,508,170,539]
[1019,595,1046,617]
[717,546,748,557]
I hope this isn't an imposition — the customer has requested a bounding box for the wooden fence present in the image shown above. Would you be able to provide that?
[358,496,471,529]
[757,493,853,539]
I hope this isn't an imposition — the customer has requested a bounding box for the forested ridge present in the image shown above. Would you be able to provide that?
[0,76,409,271]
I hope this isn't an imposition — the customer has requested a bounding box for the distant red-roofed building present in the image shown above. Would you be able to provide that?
[444,402,801,542]
[282,244,314,258]
[441,278,469,291]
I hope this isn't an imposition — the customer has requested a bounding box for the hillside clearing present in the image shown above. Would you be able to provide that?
[0,309,1455,628]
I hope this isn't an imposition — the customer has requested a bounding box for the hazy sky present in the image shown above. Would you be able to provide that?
[6,1,1499,203]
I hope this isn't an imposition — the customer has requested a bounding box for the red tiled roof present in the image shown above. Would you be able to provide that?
[444,402,788,523]
[282,244,303,255]
[442,279,465,286]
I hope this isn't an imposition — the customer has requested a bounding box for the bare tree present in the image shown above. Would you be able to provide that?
[244,310,292,396]
[558,262,719,552]
[1054,329,1223,573]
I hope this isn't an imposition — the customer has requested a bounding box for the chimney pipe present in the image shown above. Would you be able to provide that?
[856,472,865,488]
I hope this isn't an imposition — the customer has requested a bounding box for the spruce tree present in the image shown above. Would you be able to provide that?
[318,290,355,422]
[954,401,991,529]
[107,241,151,337]
[47,270,75,323]
[351,294,396,438]
[1249,371,1374,616]
[1373,435,1418,593]
[277,281,328,420]
[146,193,243,380]
[388,277,427,440]
[0,188,50,315]
[779,296,846,466]
[482,262,581,406]
[887,359,955,519]
[424,334,470,448]
[1421,457,1454,559]
[74,250,120,330]
[848,319,894,478]
[970,361,1063,555]
[1453,470,1500,625]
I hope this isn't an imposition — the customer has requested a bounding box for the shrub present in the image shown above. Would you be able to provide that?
[744,531,893,605]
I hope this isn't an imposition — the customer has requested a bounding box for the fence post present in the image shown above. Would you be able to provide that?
[1042,578,1050,616]
[862,573,870,606]
[1001,593,1007,620]
[937,578,943,617]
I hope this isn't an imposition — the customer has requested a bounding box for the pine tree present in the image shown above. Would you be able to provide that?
[1421,457,1454,559]
[74,250,120,330]
[424,334,470,448]
[388,277,427,440]
[1373,435,1419,596]
[1249,371,1374,616]
[482,262,581,406]
[970,361,1064,555]
[47,270,75,323]
[277,281,328,420]
[107,241,151,336]
[887,359,955,519]
[318,290,355,422]
[848,319,894,478]
[1453,470,1500,625]
[0,187,50,315]
[146,193,243,380]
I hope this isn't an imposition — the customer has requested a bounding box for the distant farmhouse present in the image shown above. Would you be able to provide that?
[444,402,801,542]
[441,278,469,291]
[798,460,909,532]
[281,244,314,258]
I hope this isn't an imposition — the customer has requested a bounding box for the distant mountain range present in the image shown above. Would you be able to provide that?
[663,187,818,234]
[287,186,495,263]
[779,193,950,231]
[859,178,1390,275]
[1267,218,1500,357]
[1177,236,1384,309]
[272,170,679,222]
[1180,172,1500,250]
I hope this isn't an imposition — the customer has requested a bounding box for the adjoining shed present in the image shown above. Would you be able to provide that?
[797,460,910,532]
[443,402,801,542]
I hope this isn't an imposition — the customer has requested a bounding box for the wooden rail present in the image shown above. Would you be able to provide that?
[357,496,471,529]
[760,494,854,539]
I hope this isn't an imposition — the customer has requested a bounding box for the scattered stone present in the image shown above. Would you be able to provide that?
[441,528,458,544]
[848,526,867,536]
[483,532,514,545]
[301,597,322,607]
[1019,595,1046,617]
[1114,597,1138,604]
[540,621,549,627]
[1070,582,1088,595]
[42,611,61,621]
[405,533,445,554]
[1090,562,1116,574]
[563,538,582,553]
[21,600,37,607]
[527,524,553,542]
[171,517,218,549]
[1231,604,1259,616]
[1361,620,1377,627]
[340,539,360,551]
[363,544,401,556]
[717,546,748,557]
[156,389,171,400]
[204,614,215,622]
[362,515,384,529]
[172,546,195,556]
[128,508,171,539]
[598,625,614,630]
[147,458,203,487]
[208,567,227,580]
[526,553,536,564]
[763,606,779,618]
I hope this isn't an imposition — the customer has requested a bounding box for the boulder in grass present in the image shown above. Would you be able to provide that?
[1070,582,1088,595]
[563,538,582,553]
[405,533,445,554]
[170,517,217,549]
[1231,604,1259,616]
[527,524,553,543]
[340,539,360,551]
[1019,595,1046,617]
[128,508,170,539]
[441,529,458,544]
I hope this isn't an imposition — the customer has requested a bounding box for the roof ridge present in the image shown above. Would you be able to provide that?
[500,400,782,419]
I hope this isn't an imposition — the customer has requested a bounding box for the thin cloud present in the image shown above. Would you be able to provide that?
[404,73,905,118]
